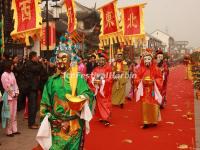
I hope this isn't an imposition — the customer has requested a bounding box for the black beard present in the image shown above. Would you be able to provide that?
[145,64,150,68]
[158,60,163,67]
[99,63,105,67]
[58,67,66,73]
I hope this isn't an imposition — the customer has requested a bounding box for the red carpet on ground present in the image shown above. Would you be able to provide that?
[85,65,195,150]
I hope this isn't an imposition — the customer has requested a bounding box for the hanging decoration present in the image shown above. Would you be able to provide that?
[11,0,42,46]
[41,21,56,51]
[65,0,77,33]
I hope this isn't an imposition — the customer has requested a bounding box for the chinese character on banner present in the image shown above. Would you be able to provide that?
[121,4,145,36]
[41,22,56,51]
[11,0,42,46]
[15,0,36,32]
[65,0,77,33]
[19,0,32,21]
[102,1,118,35]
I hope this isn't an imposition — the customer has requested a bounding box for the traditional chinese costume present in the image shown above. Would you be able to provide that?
[37,36,94,150]
[112,60,128,107]
[90,63,113,121]
[40,71,94,150]
[135,50,163,127]
[156,50,169,108]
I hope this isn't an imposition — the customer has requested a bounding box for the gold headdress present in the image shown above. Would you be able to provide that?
[117,48,123,55]
[142,48,153,58]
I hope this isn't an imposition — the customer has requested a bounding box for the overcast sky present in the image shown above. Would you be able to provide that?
[76,0,200,48]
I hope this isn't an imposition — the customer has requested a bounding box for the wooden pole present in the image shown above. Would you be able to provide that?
[82,34,85,58]
[132,44,135,97]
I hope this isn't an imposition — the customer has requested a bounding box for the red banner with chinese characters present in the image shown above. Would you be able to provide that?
[15,0,36,32]
[98,0,120,48]
[124,6,140,35]
[65,0,77,33]
[41,22,56,51]
[121,4,145,36]
[102,2,118,35]
[11,0,42,46]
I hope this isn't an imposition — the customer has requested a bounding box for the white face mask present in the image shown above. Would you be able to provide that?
[144,55,152,67]
[157,54,164,63]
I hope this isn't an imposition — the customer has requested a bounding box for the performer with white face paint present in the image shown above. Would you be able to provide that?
[135,48,163,129]
[144,55,153,67]
[156,49,169,109]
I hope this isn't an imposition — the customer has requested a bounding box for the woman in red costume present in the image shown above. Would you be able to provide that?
[135,48,163,129]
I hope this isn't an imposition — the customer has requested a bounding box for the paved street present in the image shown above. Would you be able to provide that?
[0,111,38,150]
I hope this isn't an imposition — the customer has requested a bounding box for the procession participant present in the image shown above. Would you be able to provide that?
[1,60,20,137]
[135,48,163,129]
[112,49,128,108]
[36,40,94,150]
[78,57,87,76]
[90,51,113,126]
[156,49,169,108]
[86,54,97,75]
[184,55,193,80]
[126,61,138,101]
[25,51,42,129]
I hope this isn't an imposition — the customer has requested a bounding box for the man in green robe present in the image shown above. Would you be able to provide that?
[39,51,94,150]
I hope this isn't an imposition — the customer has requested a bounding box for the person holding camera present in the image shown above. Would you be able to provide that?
[25,51,42,129]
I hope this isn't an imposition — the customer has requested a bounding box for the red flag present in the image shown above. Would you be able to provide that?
[15,0,36,32]
[41,22,56,50]
[65,0,76,33]
[100,1,118,35]
[121,4,145,36]
[11,0,42,46]
[124,6,140,35]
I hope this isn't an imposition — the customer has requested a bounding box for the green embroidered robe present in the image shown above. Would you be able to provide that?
[40,73,94,150]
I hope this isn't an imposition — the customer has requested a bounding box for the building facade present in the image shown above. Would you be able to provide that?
[151,29,175,54]
[144,33,163,51]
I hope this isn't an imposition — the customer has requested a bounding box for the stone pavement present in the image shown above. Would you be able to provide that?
[0,111,38,150]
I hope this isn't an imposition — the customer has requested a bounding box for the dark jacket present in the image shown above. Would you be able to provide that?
[24,60,42,91]
[86,62,97,74]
